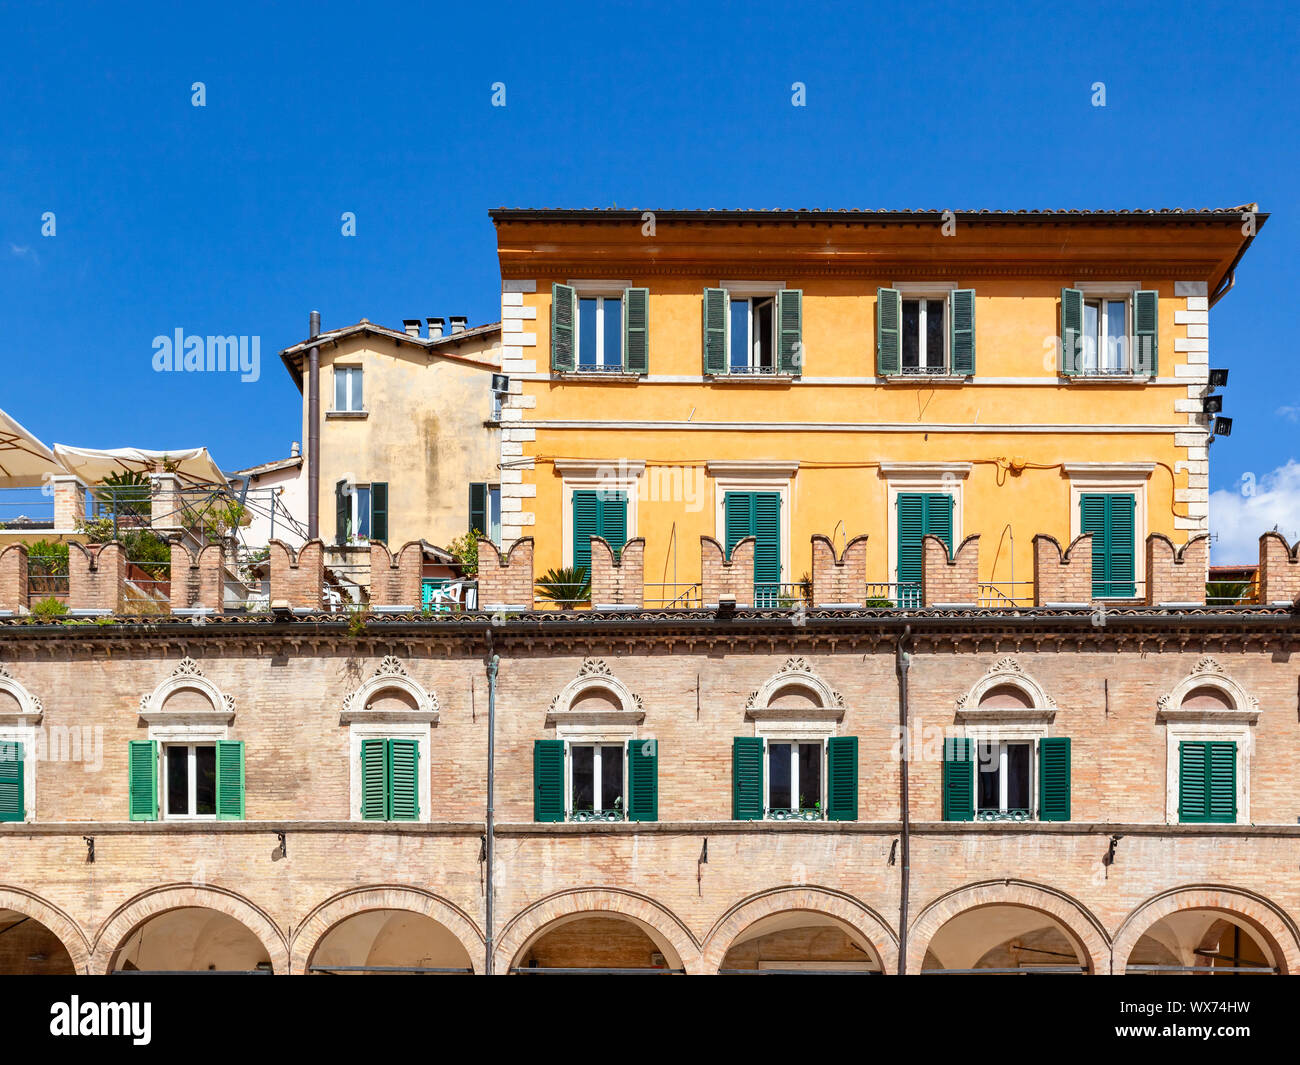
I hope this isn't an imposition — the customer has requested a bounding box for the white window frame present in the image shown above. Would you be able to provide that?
[720,281,786,375]
[565,740,628,819]
[880,463,970,588]
[161,742,218,821]
[346,483,373,543]
[1064,464,1152,598]
[487,484,502,545]
[333,365,364,412]
[1164,722,1250,826]
[762,736,826,817]
[555,460,644,569]
[962,723,1048,821]
[892,282,957,376]
[576,294,624,369]
[347,723,432,824]
[707,462,797,594]
[0,726,38,824]
[1073,282,1141,377]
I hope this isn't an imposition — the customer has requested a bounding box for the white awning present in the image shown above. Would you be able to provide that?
[0,408,64,487]
[52,444,227,486]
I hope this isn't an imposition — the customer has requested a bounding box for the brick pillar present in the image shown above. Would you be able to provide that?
[150,473,183,534]
[68,542,125,613]
[0,544,29,613]
[478,537,534,609]
[369,541,422,607]
[1145,533,1209,606]
[1258,532,1300,605]
[921,533,979,607]
[170,541,225,612]
[811,534,868,606]
[269,538,324,610]
[51,476,86,530]
[590,536,645,608]
[1033,533,1093,606]
[701,535,755,607]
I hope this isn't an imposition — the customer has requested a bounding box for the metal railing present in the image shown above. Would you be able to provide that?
[123,558,169,613]
[863,582,922,609]
[754,582,812,609]
[0,488,57,530]
[568,808,624,823]
[977,582,1035,608]
[766,808,823,822]
[27,553,69,603]
[643,583,703,609]
[1206,578,1259,606]
[421,578,478,613]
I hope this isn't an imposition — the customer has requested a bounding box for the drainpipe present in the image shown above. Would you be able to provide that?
[484,648,500,975]
[896,624,912,975]
[307,310,321,539]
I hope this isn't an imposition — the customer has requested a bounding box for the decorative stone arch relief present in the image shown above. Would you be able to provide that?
[340,655,439,724]
[546,658,644,734]
[745,657,845,737]
[138,657,234,738]
[0,664,43,725]
[955,657,1056,723]
[1157,657,1259,723]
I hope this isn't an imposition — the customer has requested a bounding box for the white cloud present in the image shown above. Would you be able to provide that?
[1209,459,1300,563]
[1276,405,1300,423]
[8,243,31,257]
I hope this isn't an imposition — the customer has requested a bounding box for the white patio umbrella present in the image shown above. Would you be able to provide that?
[0,407,64,487]
[51,444,227,486]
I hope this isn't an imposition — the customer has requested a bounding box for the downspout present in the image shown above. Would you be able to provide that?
[896,624,912,975]
[484,645,499,975]
[307,310,321,539]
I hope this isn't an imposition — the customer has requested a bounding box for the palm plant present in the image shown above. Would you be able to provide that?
[535,565,590,608]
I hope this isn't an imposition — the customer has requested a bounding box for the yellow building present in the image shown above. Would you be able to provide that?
[279,316,503,556]
[490,207,1262,606]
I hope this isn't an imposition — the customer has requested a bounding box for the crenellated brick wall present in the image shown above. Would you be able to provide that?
[701,535,755,607]
[51,477,85,530]
[1033,533,1093,606]
[1258,532,1300,605]
[269,539,325,610]
[169,541,225,612]
[0,543,28,614]
[478,537,534,609]
[68,542,125,613]
[590,536,645,608]
[811,534,868,606]
[1146,533,1209,606]
[921,534,979,607]
[369,541,423,608]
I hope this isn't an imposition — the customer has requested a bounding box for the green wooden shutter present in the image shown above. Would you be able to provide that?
[942,737,974,821]
[360,738,388,821]
[214,740,245,821]
[128,740,157,822]
[1207,741,1237,823]
[753,492,781,586]
[598,491,628,561]
[1133,290,1158,376]
[533,739,565,822]
[551,283,576,372]
[1179,742,1209,822]
[724,492,753,558]
[626,738,658,822]
[777,288,803,374]
[572,490,599,580]
[703,287,728,374]
[1060,288,1083,376]
[387,738,420,821]
[624,288,649,373]
[335,479,349,545]
[826,736,858,821]
[950,288,976,375]
[0,741,24,823]
[877,287,901,375]
[898,493,953,586]
[468,482,488,536]
[1037,737,1071,822]
[1081,493,1135,598]
[925,493,954,551]
[732,737,764,820]
[370,482,389,544]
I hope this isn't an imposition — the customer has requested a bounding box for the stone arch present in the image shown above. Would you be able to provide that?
[91,884,289,974]
[548,658,644,719]
[495,888,701,974]
[0,886,91,973]
[747,657,844,714]
[701,886,898,973]
[956,657,1056,720]
[1114,885,1300,974]
[1157,657,1258,720]
[138,657,234,723]
[907,879,1110,974]
[340,656,439,723]
[292,886,483,974]
[0,664,43,722]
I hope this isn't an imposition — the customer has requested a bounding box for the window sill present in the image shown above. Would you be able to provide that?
[557,371,643,382]
[882,373,969,383]
[1060,374,1154,384]
[706,373,797,384]
[325,410,369,419]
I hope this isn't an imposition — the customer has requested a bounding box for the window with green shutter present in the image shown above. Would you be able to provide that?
[370,482,389,544]
[1133,290,1158,375]
[702,288,728,374]
[1179,741,1237,824]
[776,288,803,374]
[826,736,858,822]
[128,740,158,821]
[533,739,565,822]
[732,737,764,820]
[214,740,245,821]
[624,287,649,373]
[1037,737,1071,822]
[572,489,629,578]
[551,283,576,371]
[724,491,782,605]
[942,737,974,821]
[950,289,976,375]
[1060,287,1083,375]
[1079,493,1136,598]
[896,493,953,605]
[335,479,349,545]
[468,482,488,536]
[0,741,24,823]
[626,738,658,822]
[877,288,901,375]
[360,738,421,822]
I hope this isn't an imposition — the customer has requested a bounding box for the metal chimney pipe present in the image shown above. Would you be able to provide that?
[307,311,321,540]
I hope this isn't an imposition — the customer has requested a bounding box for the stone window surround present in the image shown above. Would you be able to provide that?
[554,460,645,570]
[879,462,970,586]
[0,666,40,822]
[707,461,798,582]
[1064,463,1153,594]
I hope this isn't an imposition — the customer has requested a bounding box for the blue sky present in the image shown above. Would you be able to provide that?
[2,0,1297,560]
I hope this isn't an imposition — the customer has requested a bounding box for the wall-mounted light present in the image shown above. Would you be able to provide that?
[1208,368,1229,388]
[1214,416,1233,437]
[491,373,509,393]
[1202,394,1224,414]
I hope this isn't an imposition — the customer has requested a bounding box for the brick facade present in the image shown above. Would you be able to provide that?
[921,533,979,607]
[268,539,324,610]
[811,534,868,606]
[0,544,28,613]
[701,535,754,607]
[1258,531,1300,605]
[368,541,423,608]
[169,541,225,612]
[1145,533,1209,605]
[67,542,125,612]
[589,536,645,608]
[1033,533,1093,606]
[477,536,534,609]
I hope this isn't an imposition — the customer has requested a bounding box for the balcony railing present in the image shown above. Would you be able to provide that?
[643,583,702,609]
[767,808,823,822]
[977,582,1035,608]
[863,582,922,609]
[1206,578,1259,606]
[753,582,812,609]
[976,808,1033,822]
[569,808,624,823]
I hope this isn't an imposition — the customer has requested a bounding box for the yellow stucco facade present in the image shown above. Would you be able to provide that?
[492,208,1259,601]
